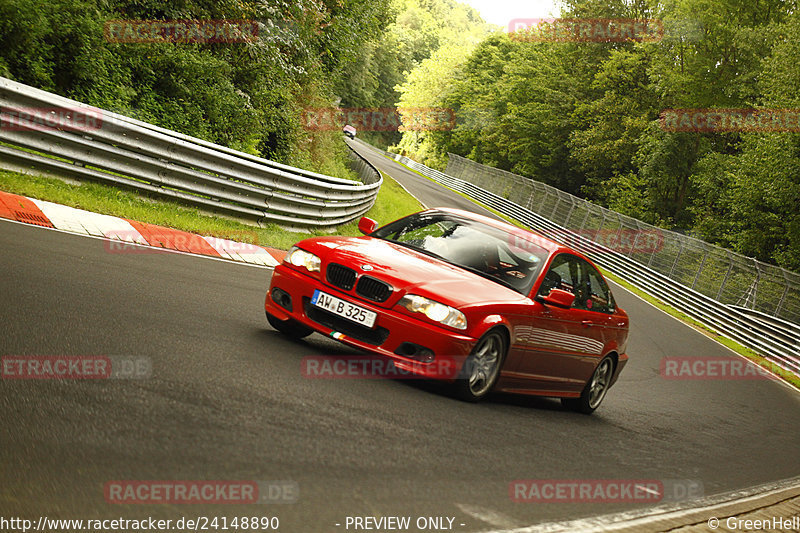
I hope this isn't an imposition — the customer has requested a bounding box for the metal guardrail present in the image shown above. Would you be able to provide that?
[446,153,800,326]
[371,143,799,376]
[0,77,382,228]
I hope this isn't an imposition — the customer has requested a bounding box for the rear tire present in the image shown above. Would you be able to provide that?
[562,356,615,414]
[267,311,313,339]
[454,329,507,402]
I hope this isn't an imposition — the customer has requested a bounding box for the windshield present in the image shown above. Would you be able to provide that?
[372,212,548,294]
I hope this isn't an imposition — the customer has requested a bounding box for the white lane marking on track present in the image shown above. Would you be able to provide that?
[483,477,800,533]
[456,503,521,529]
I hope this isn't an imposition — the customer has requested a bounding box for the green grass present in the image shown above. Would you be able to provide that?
[386,154,800,389]
[0,168,424,251]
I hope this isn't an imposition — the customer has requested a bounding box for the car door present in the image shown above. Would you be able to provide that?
[513,253,607,394]
[579,259,627,362]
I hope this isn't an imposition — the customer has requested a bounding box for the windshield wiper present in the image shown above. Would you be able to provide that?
[456,264,521,292]
[386,239,447,261]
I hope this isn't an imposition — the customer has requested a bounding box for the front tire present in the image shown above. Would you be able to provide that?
[454,329,507,402]
[266,311,313,339]
[562,356,615,414]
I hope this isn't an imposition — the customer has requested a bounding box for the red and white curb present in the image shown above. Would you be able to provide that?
[0,190,285,266]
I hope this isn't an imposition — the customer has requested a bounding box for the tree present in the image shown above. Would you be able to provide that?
[691,12,800,269]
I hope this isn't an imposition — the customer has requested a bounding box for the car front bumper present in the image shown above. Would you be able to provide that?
[265,264,477,381]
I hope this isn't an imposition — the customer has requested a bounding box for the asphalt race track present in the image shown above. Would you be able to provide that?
[1,142,799,532]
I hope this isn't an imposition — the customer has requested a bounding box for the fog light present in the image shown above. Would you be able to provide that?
[418,349,435,363]
[271,287,293,312]
[394,342,435,363]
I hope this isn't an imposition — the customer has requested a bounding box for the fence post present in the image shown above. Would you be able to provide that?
[716,254,734,301]
[549,194,562,220]
[691,247,708,290]
[751,260,761,309]
[775,269,790,317]
[668,239,684,278]
[613,213,625,253]
[563,197,576,228]
[578,206,591,232]
[593,208,607,244]
[526,189,536,210]
[537,188,549,213]
[628,221,642,258]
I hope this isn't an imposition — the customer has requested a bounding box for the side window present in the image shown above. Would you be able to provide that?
[583,262,614,313]
[537,254,579,298]
[570,260,591,311]
[539,255,614,313]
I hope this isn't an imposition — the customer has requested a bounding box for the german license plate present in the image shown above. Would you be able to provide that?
[311,290,377,328]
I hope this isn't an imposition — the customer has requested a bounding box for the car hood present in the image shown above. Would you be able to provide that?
[302,236,528,307]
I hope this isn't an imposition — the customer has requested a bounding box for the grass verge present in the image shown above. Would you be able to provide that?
[386,154,800,389]
[0,168,423,251]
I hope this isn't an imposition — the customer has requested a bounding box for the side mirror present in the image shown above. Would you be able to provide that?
[358,217,378,235]
[536,288,575,308]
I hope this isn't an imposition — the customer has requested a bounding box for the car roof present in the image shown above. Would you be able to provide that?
[425,207,590,259]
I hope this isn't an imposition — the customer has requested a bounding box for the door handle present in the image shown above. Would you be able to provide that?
[581,320,594,327]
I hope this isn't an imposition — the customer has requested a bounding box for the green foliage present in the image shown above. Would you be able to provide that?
[5,0,800,270]
[689,11,800,270]
[0,0,391,176]
[335,0,492,150]
[395,0,800,271]
[569,49,659,191]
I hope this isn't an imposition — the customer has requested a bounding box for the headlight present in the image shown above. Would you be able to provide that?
[399,294,467,330]
[285,246,321,272]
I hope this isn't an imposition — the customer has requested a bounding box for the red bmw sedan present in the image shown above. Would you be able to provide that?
[265,208,629,413]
